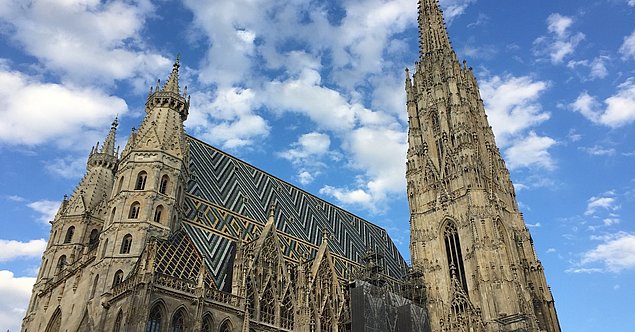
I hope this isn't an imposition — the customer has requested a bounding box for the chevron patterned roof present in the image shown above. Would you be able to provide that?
[182,135,408,290]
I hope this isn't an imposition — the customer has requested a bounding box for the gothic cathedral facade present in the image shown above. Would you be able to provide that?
[22,1,560,332]
[406,1,560,331]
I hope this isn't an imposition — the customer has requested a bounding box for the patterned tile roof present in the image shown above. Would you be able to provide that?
[182,135,408,289]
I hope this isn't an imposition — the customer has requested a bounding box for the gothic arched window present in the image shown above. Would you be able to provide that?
[113,310,123,332]
[201,314,213,332]
[280,289,294,330]
[431,111,440,134]
[120,234,132,254]
[153,205,164,224]
[91,274,99,299]
[40,259,49,278]
[135,171,148,190]
[147,305,163,332]
[64,226,75,244]
[128,202,140,219]
[57,255,67,273]
[110,207,117,224]
[89,229,99,247]
[443,221,468,292]
[159,175,169,194]
[260,284,275,324]
[117,176,125,193]
[493,218,506,242]
[101,238,109,258]
[171,308,186,332]
[112,270,124,287]
[219,320,232,332]
[44,307,62,332]
[176,185,182,204]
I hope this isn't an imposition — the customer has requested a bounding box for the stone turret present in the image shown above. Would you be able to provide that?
[22,118,119,330]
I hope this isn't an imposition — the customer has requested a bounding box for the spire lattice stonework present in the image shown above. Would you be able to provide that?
[407,1,561,331]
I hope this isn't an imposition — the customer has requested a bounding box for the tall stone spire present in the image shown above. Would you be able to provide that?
[407,2,561,332]
[418,0,452,56]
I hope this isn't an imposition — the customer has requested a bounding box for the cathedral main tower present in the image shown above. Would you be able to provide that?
[406,1,560,331]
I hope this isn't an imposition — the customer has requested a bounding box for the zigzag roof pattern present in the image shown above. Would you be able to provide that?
[181,135,408,290]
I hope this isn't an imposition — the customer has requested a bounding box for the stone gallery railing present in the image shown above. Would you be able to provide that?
[153,273,197,295]
[152,272,243,308]
[204,287,243,307]
[112,274,140,298]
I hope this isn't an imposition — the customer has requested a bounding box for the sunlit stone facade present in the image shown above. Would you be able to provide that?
[406,1,560,331]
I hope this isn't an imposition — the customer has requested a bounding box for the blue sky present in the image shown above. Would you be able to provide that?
[1,0,634,331]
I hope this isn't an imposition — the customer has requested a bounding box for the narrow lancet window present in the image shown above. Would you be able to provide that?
[135,171,147,190]
[112,270,124,287]
[147,305,162,332]
[128,202,140,219]
[153,205,164,223]
[56,255,67,273]
[159,175,169,194]
[120,234,132,254]
[443,221,468,292]
[64,226,75,244]
[171,309,185,332]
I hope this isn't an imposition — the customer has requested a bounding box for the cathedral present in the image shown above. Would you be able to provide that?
[21,1,560,331]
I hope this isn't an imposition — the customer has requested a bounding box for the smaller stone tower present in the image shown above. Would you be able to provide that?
[22,119,119,330]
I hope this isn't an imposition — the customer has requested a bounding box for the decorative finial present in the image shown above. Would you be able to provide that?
[162,54,181,93]
[269,203,276,219]
[321,227,330,243]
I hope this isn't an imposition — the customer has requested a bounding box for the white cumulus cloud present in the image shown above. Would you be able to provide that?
[279,132,334,185]
[0,270,36,332]
[579,232,635,272]
[479,75,556,170]
[0,0,169,87]
[45,156,87,179]
[567,56,609,80]
[570,78,635,128]
[0,66,127,149]
[480,75,550,146]
[584,196,619,216]
[27,200,60,225]
[533,13,585,64]
[188,87,268,149]
[585,193,619,216]
[321,127,407,212]
[440,0,477,23]
[504,132,557,170]
[0,239,47,262]
[620,29,635,60]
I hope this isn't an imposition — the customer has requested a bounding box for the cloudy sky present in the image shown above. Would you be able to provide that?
[1,0,634,331]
